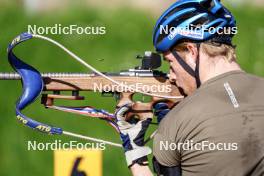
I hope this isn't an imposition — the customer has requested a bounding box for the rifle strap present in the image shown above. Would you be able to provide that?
[8,32,122,147]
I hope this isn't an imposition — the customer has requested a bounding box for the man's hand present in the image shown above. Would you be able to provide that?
[115,104,152,168]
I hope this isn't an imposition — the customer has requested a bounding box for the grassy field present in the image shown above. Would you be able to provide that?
[0,4,263,176]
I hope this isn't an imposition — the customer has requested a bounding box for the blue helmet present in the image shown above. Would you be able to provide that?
[153,0,236,52]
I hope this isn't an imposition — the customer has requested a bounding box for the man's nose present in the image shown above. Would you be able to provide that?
[169,69,177,83]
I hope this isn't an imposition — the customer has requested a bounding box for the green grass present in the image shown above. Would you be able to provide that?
[0,4,263,176]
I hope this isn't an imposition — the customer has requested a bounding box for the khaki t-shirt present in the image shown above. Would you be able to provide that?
[153,71,264,176]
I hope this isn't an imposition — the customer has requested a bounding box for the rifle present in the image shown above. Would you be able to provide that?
[0,33,183,147]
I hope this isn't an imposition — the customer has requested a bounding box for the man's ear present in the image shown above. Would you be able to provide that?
[185,43,199,68]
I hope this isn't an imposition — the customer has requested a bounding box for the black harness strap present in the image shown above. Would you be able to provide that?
[195,43,201,87]
[171,44,201,88]
[153,157,182,176]
[171,50,195,77]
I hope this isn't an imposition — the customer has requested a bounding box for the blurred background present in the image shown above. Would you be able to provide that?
[0,0,263,175]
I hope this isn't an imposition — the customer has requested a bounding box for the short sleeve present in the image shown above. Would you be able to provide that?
[153,132,181,167]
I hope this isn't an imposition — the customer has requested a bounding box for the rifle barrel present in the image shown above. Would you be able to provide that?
[0,72,180,96]
[0,72,95,80]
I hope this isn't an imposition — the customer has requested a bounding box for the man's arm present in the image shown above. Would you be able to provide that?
[130,160,182,176]
[115,104,153,175]
[130,164,153,176]
[116,102,176,176]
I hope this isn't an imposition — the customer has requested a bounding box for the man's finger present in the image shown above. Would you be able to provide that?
[115,103,133,121]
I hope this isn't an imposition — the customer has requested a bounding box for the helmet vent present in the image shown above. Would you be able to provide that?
[175,11,199,23]
[200,0,213,9]
[192,16,209,26]
[210,20,223,28]
[165,8,182,20]
[213,7,225,16]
